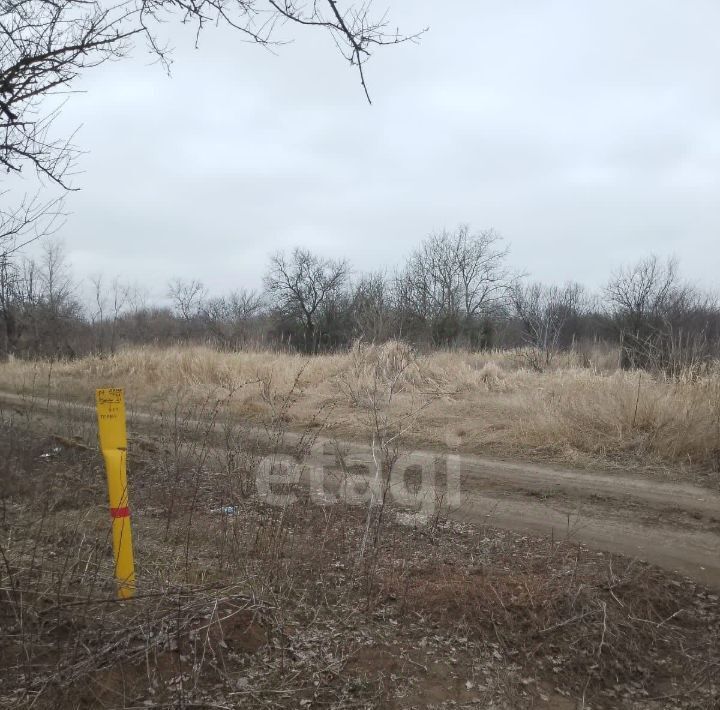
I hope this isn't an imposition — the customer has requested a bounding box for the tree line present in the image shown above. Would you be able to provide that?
[0,225,718,375]
[0,0,418,365]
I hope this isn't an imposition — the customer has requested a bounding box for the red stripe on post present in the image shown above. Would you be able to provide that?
[110,506,130,519]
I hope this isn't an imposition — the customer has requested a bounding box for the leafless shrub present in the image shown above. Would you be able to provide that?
[335,340,444,602]
[511,281,588,370]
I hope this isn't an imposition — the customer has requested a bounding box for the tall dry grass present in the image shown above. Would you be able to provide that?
[0,342,718,474]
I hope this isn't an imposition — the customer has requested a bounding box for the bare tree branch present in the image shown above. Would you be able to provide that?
[0,189,64,254]
[1,0,421,186]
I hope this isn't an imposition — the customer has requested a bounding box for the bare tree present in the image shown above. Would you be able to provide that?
[264,248,349,352]
[91,274,131,354]
[604,255,714,372]
[511,281,587,368]
[351,271,394,343]
[226,288,263,321]
[40,239,72,308]
[0,251,25,356]
[168,278,207,322]
[397,225,511,345]
[0,191,65,342]
[18,239,81,356]
[202,288,264,346]
[605,256,681,332]
[126,283,149,315]
[606,255,678,369]
[0,240,78,357]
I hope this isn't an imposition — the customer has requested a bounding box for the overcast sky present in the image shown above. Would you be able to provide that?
[34,0,720,300]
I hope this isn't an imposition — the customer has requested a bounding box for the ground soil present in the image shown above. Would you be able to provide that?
[2,390,717,589]
[1,391,719,708]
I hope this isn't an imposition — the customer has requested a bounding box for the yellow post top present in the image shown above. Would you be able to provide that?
[96,388,127,450]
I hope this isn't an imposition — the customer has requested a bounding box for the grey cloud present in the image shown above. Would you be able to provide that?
[33,0,720,296]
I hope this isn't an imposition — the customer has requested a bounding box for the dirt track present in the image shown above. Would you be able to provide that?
[305,438,720,589]
[2,389,719,589]
[436,451,720,588]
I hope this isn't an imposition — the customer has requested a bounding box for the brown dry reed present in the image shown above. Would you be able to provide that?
[0,341,718,473]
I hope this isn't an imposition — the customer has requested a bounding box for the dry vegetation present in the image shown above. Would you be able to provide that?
[0,342,719,477]
[1,402,718,709]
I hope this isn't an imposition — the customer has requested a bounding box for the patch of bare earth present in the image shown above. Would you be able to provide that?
[0,421,718,709]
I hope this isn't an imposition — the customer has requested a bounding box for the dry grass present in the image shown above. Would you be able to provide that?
[1,341,719,474]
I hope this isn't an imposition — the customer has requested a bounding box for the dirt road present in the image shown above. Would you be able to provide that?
[306,438,720,589]
[435,451,720,589]
[2,389,719,589]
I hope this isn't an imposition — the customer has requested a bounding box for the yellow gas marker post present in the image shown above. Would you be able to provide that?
[96,388,136,599]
